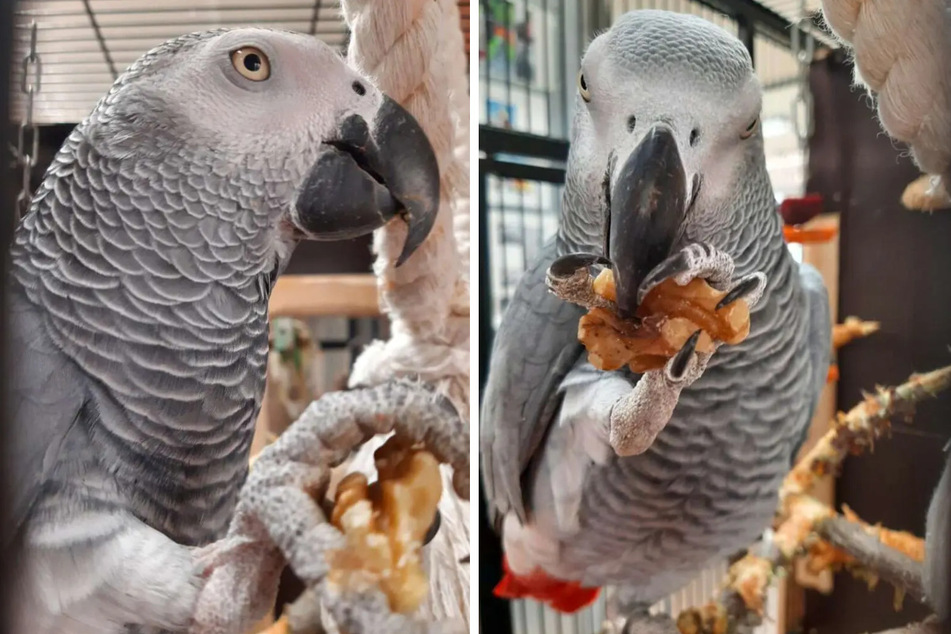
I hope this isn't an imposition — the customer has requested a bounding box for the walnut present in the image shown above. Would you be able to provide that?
[326,436,442,614]
[579,269,751,373]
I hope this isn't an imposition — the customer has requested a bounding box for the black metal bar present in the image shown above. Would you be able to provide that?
[81,0,118,80]
[308,0,323,36]
[480,125,570,161]
[736,12,755,64]
[1,0,17,629]
[12,25,346,40]
[16,3,337,17]
[691,0,799,49]
[483,0,491,123]
[483,157,566,184]
[477,156,513,634]
[478,160,493,389]
[503,0,513,130]
[523,3,532,135]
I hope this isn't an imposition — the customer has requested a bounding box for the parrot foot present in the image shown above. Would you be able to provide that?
[191,380,469,634]
[636,242,766,310]
[546,252,615,311]
[609,323,713,456]
[608,244,766,457]
[600,612,679,634]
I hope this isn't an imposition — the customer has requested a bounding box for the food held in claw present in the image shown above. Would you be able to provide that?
[326,435,442,613]
[579,269,751,373]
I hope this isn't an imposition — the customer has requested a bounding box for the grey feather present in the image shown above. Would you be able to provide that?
[480,239,585,526]
[480,10,832,609]
[7,27,436,632]
[926,454,951,623]
[790,263,832,461]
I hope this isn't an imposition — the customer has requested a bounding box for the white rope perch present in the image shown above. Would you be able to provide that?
[819,0,951,182]
[335,0,471,628]
[344,0,470,417]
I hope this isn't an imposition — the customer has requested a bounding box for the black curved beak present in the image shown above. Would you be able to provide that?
[607,125,688,318]
[293,96,440,267]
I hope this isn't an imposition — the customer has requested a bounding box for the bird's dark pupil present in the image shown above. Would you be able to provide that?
[244,54,261,71]
[580,74,587,90]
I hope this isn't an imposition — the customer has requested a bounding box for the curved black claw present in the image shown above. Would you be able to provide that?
[670,330,702,379]
[637,250,690,302]
[548,252,612,280]
[423,509,441,545]
[716,275,762,310]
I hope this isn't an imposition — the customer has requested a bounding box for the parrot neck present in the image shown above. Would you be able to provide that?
[10,130,279,542]
[555,162,606,254]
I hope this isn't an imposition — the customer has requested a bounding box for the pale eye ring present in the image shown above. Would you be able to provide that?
[231,47,270,82]
[578,70,591,102]
[740,116,759,139]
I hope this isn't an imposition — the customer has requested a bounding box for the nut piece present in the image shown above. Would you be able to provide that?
[327,435,442,614]
[579,269,751,373]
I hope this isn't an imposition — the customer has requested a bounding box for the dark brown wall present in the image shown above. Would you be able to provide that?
[1,1,16,631]
[803,49,951,634]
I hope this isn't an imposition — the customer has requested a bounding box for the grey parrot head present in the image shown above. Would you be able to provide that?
[86,28,439,270]
[565,10,765,314]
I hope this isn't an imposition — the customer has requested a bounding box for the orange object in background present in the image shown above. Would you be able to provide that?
[784,225,839,244]
[827,364,839,383]
[780,195,838,244]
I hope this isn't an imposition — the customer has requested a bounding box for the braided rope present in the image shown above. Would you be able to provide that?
[821,0,951,180]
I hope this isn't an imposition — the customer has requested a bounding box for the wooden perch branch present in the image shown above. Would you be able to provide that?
[902,174,951,212]
[832,317,880,349]
[782,365,951,501]
[872,617,942,634]
[675,365,951,634]
[813,514,925,604]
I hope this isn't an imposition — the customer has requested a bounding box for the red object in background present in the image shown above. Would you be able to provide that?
[780,194,825,226]
[494,556,601,613]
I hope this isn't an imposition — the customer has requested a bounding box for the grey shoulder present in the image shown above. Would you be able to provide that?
[6,280,89,543]
[481,241,585,524]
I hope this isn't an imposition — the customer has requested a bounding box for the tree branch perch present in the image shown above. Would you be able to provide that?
[675,365,951,634]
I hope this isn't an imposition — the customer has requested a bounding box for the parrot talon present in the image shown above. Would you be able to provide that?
[636,242,736,305]
[716,273,765,310]
[548,252,612,280]
[423,509,442,545]
[669,330,701,380]
[635,250,690,304]
[546,253,615,311]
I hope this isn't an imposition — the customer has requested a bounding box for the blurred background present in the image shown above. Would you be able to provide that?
[2,1,469,631]
[477,1,951,633]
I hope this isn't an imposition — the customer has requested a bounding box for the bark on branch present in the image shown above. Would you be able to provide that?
[675,365,951,634]
[814,515,925,604]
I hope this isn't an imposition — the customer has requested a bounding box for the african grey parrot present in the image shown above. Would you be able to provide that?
[481,10,831,624]
[5,28,469,634]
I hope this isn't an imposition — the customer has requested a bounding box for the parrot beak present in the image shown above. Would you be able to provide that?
[607,124,688,318]
[293,96,440,267]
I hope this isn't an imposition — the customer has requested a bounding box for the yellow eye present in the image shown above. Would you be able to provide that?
[231,47,270,82]
[578,70,591,102]
[740,117,759,139]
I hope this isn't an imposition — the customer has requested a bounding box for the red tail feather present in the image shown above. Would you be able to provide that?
[493,556,600,614]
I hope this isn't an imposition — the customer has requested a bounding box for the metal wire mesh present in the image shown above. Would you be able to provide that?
[9,0,349,124]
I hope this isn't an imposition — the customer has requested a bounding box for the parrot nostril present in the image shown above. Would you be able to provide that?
[627,116,637,133]
[689,128,701,147]
[352,81,366,96]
